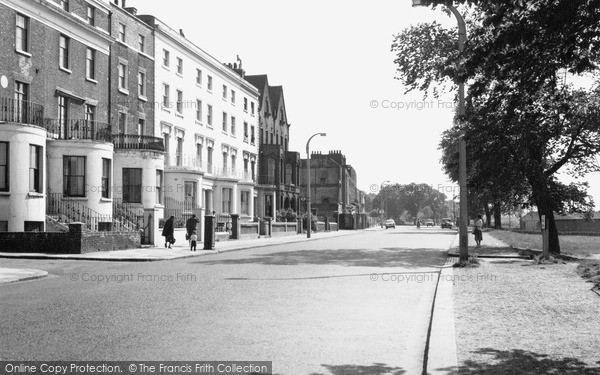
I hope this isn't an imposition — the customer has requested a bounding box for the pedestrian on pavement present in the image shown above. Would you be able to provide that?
[186,214,200,246]
[190,231,197,252]
[162,215,176,249]
[474,215,483,247]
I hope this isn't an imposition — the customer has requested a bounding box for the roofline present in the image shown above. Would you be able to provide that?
[140,15,259,98]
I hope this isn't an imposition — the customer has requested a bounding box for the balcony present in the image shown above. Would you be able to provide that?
[112,134,165,152]
[44,119,112,142]
[0,98,44,127]
[258,174,276,185]
[165,154,204,172]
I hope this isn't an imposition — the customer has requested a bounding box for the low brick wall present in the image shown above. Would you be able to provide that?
[316,221,326,232]
[80,231,141,254]
[329,223,339,231]
[240,223,259,240]
[0,232,70,254]
[272,222,297,237]
[0,223,141,254]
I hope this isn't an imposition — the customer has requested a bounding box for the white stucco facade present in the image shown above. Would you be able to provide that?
[142,16,260,220]
[0,124,47,232]
[46,140,114,218]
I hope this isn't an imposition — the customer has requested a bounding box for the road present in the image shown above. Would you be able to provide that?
[0,226,456,374]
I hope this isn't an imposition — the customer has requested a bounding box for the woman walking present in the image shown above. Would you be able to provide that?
[474,215,483,248]
[162,215,176,248]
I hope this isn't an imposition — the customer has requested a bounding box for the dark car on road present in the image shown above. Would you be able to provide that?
[441,218,454,229]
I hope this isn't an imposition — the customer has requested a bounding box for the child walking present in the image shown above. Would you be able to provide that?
[190,231,197,252]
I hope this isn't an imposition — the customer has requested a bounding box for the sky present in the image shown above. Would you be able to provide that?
[127,0,600,208]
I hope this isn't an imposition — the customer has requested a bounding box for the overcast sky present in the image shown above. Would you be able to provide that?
[128,0,600,209]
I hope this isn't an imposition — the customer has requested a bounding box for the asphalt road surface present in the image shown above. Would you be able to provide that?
[0,226,456,374]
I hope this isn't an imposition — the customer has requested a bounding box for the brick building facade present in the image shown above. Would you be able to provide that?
[245,75,301,219]
[299,150,364,220]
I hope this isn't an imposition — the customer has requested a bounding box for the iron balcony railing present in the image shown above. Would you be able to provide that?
[112,134,165,152]
[44,118,112,142]
[0,98,44,126]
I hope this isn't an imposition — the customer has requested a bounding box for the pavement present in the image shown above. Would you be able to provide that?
[0,268,48,285]
[0,228,375,284]
[447,230,527,258]
[426,231,526,374]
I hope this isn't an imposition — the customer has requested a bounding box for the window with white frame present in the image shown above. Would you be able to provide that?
[207,105,213,127]
[231,116,236,136]
[163,49,170,67]
[162,84,170,108]
[222,188,232,213]
[59,34,70,70]
[118,111,126,133]
[86,48,96,80]
[231,90,235,104]
[243,122,248,141]
[176,90,183,114]
[177,57,183,75]
[0,142,8,192]
[118,23,126,43]
[138,35,145,53]
[101,158,110,199]
[196,69,202,85]
[241,191,250,215]
[138,71,146,97]
[118,62,127,91]
[222,85,227,100]
[16,13,29,53]
[87,6,95,26]
[196,100,202,122]
[243,97,248,112]
[63,156,85,197]
[207,76,213,91]
[156,170,164,205]
[123,168,142,203]
[222,112,227,132]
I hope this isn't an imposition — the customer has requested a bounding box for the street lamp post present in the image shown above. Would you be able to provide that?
[412,0,469,262]
[306,132,326,238]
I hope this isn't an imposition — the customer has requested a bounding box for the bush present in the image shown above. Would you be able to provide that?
[276,208,298,222]
[301,212,318,231]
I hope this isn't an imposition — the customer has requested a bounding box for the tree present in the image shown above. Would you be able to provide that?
[392,1,600,254]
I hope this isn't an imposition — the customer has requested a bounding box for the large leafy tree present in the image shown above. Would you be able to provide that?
[392,0,600,254]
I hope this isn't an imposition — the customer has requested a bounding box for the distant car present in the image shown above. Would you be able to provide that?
[384,219,396,229]
[441,218,454,229]
[426,219,435,227]
[397,219,406,225]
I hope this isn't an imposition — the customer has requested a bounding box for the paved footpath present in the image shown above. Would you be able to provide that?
[427,231,526,374]
[0,229,375,284]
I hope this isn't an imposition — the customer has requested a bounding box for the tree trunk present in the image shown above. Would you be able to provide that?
[493,202,502,229]
[484,203,492,228]
[531,178,561,255]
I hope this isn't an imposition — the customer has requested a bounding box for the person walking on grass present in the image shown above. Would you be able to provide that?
[162,215,176,249]
[474,215,484,248]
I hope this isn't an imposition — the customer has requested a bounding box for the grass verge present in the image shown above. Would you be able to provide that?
[488,229,600,258]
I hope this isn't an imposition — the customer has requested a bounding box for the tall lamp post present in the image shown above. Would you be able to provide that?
[306,132,327,238]
[412,0,468,262]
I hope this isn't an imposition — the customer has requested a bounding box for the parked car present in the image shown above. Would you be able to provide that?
[441,218,454,229]
[426,219,435,227]
[385,219,396,229]
[397,219,406,225]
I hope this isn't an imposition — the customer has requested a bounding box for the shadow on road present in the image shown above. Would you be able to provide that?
[385,230,457,235]
[194,248,446,269]
[310,363,405,375]
[435,348,600,374]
